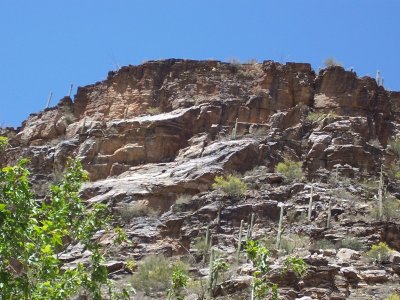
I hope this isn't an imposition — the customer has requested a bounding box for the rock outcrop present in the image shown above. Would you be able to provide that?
[2,59,400,299]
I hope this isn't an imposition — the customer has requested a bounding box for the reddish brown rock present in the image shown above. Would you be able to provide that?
[3,59,400,299]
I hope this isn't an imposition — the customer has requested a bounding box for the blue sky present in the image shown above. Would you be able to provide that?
[1,0,399,127]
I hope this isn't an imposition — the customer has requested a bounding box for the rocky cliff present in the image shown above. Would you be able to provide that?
[2,59,400,299]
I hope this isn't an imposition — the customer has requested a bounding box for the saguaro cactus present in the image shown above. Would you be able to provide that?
[124,107,128,120]
[203,225,212,264]
[326,198,332,228]
[246,213,255,240]
[80,117,87,134]
[46,92,53,108]
[276,204,284,249]
[308,184,314,221]
[378,165,384,221]
[231,118,238,140]
[376,70,381,86]
[68,84,73,97]
[207,248,215,295]
[236,219,244,262]
[217,208,221,225]
[335,165,339,183]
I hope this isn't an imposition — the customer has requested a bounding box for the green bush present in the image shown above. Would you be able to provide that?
[244,239,308,299]
[386,293,400,300]
[167,269,188,300]
[0,135,8,152]
[0,159,131,299]
[132,255,188,295]
[389,138,400,158]
[366,242,393,264]
[340,236,363,251]
[275,159,304,182]
[212,174,247,196]
[282,256,308,278]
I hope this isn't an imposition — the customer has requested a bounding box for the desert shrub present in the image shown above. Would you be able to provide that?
[193,233,219,265]
[327,110,338,118]
[282,256,308,278]
[286,210,307,224]
[381,197,400,222]
[146,106,161,115]
[116,201,158,222]
[186,278,207,299]
[386,293,400,300]
[275,159,304,182]
[359,178,379,201]
[249,125,269,137]
[132,255,188,295]
[212,174,247,196]
[172,194,193,212]
[306,111,326,123]
[387,165,400,181]
[132,255,170,294]
[369,197,400,222]
[340,236,363,251]
[324,57,343,67]
[388,138,400,158]
[365,242,393,264]
[368,138,382,148]
[280,234,310,254]
[311,239,336,250]
[0,135,8,152]
[175,194,192,205]
[332,189,355,202]
[193,236,209,258]
[126,258,136,272]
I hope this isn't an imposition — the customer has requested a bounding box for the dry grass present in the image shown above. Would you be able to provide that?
[311,239,336,250]
[175,194,192,205]
[280,234,310,254]
[369,196,400,222]
[146,106,161,115]
[116,201,158,223]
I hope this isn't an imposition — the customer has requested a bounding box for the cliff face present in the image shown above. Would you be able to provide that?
[2,59,400,299]
[4,60,399,190]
